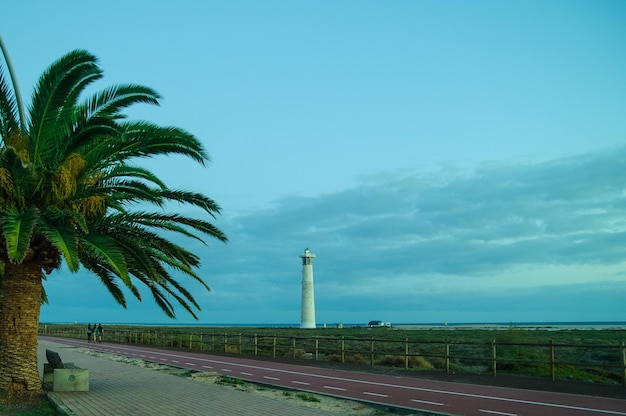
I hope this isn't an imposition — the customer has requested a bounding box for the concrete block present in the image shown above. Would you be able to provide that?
[52,368,89,392]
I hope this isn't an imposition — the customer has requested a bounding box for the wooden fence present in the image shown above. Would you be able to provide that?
[40,326,626,387]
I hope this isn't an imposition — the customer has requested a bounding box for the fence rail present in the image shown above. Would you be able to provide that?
[40,326,626,387]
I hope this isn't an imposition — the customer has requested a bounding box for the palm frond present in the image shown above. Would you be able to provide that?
[83,84,160,119]
[158,189,224,217]
[79,260,128,306]
[0,67,20,140]
[0,206,37,262]
[80,233,129,285]
[28,50,102,167]
[101,164,167,189]
[37,216,79,271]
[118,121,209,165]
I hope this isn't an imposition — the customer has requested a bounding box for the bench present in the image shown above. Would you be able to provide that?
[43,349,89,392]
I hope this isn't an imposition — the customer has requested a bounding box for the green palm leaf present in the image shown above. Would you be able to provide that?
[0,67,19,139]
[80,233,129,285]
[37,217,79,272]
[1,206,37,262]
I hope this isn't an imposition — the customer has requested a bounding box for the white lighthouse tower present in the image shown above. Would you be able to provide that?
[299,248,316,329]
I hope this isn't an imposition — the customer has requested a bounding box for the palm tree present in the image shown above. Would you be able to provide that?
[0,44,227,399]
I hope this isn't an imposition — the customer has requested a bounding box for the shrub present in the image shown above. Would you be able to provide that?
[296,393,321,402]
[377,355,434,369]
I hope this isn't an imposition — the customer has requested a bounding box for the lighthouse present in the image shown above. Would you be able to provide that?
[299,248,316,329]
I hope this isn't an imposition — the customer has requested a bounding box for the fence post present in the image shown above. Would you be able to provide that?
[492,339,497,377]
[550,340,555,382]
[341,336,345,364]
[315,336,319,361]
[370,336,375,367]
[292,337,296,359]
[273,335,277,358]
[224,333,228,353]
[405,337,409,370]
[239,334,242,354]
[621,341,626,387]
[445,340,450,374]
[200,333,204,351]
[189,333,193,349]
[254,334,258,356]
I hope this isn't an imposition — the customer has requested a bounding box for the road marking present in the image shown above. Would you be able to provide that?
[323,386,346,391]
[148,356,156,359]
[202,365,213,369]
[222,369,232,372]
[264,376,280,381]
[292,381,310,386]
[411,399,445,406]
[479,410,517,416]
[240,372,253,376]
[186,362,196,366]
[363,392,388,398]
[171,360,180,363]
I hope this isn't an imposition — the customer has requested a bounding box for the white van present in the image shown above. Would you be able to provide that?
[367,320,391,328]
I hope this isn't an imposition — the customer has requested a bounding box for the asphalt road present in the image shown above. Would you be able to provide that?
[43,336,626,416]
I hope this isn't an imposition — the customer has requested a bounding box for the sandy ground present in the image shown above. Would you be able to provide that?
[82,349,410,416]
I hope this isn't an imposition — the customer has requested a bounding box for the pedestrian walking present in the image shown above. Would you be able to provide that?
[87,323,92,343]
[97,323,103,342]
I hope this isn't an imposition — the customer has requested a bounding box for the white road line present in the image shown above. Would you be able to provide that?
[186,362,196,366]
[202,365,213,369]
[292,381,310,386]
[323,386,346,391]
[240,372,253,376]
[148,356,156,359]
[222,369,232,372]
[479,410,517,416]
[171,360,180,363]
[411,399,445,407]
[264,376,280,381]
[363,392,388,398]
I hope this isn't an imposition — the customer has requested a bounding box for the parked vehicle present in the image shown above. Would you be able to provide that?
[367,320,391,328]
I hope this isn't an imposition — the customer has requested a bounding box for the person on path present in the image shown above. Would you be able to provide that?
[92,323,99,342]
[97,323,103,342]
[87,323,92,343]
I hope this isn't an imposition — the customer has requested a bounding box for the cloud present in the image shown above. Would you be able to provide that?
[41,146,626,324]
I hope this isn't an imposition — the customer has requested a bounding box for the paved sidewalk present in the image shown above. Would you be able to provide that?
[37,339,340,416]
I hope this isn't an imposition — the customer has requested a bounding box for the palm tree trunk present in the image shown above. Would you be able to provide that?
[0,260,43,396]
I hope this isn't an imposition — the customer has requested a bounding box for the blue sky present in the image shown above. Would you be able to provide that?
[2,1,625,325]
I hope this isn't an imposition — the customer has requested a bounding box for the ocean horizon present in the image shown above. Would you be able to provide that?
[42,321,626,330]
